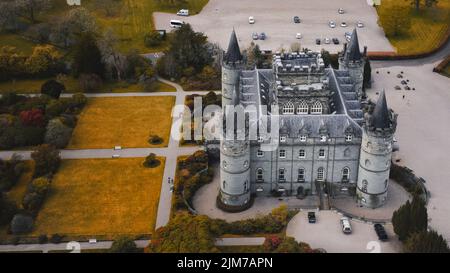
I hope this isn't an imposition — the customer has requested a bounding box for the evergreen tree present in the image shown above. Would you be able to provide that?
[404,230,450,253]
[72,32,105,78]
[392,195,428,241]
[363,58,372,91]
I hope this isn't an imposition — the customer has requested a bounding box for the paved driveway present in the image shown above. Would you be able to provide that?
[286,211,402,253]
[154,0,393,53]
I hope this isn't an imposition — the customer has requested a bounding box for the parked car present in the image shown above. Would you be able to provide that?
[259,32,266,40]
[338,8,345,14]
[357,21,364,28]
[397,74,403,78]
[324,38,331,44]
[404,86,411,90]
[315,38,321,45]
[252,32,259,40]
[176,9,189,16]
[328,21,336,28]
[401,80,407,85]
[293,16,301,23]
[395,85,401,90]
[340,217,352,234]
[296,33,302,39]
[248,16,255,24]
[340,22,347,27]
[374,224,388,241]
[308,212,316,223]
[332,38,340,44]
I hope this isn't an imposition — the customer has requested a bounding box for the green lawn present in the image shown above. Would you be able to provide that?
[0,77,175,94]
[0,0,209,54]
[377,1,450,55]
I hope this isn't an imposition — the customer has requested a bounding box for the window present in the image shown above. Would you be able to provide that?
[223,180,227,189]
[384,179,388,189]
[320,135,327,142]
[244,180,248,192]
[311,101,323,114]
[258,136,264,142]
[244,160,249,168]
[256,168,264,182]
[279,149,286,158]
[317,167,324,181]
[222,160,227,169]
[298,168,305,182]
[279,168,286,181]
[362,179,368,192]
[345,134,352,142]
[300,135,307,142]
[342,167,350,181]
[280,136,287,143]
[319,149,325,158]
[297,100,308,114]
[299,149,306,158]
[257,150,264,157]
[283,101,294,114]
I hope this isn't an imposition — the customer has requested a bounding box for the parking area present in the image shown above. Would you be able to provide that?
[154,0,394,53]
[286,211,402,253]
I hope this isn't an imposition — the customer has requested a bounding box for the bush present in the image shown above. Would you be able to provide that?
[10,214,33,235]
[44,118,73,148]
[148,135,163,145]
[109,236,138,253]
[41,80,65,99]
[0,155,26,192]
[78,73,103,92]
[31,144,61,177]
[69,93,88,108]
[38,234,48,244]
[19,109,45,127]
[45,99,66,118]
[143,153,160,168]
[144,31,165,47]
[50,233,63,244]
[0,194,18,226]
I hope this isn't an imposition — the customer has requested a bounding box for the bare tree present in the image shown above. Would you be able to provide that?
[98,29,126,81]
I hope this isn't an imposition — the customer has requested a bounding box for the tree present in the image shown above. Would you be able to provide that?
[158,24,212,79]
[44,118,73,148]
[98,29,126,81]
[143,153,161,168]
[0,46,27,81]
[0,1,19,31]
[30,144,61,177]
[72,32,105,77]
[245,42,265,69]
[392,195,428,241]
[25,45,63,76]
[78,73,103,92]
[378,3,412,37]
[274,237,305,253]
[19,109,44,127]
[15,0,52,23]
[109,236,139,253]
[10,214,33,235]
[41,79,65,99]
[404,230,450,253]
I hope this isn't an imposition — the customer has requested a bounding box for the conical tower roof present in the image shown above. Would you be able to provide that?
[371,91,391,129]
[345,29,362,61]
[224,30,243,63]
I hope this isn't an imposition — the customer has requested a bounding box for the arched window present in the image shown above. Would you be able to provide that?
[297,100,308,114]
[311,101,323,114]
[317,167,324,181]
[342,167,350,181]
[283,101,295,114]
[256,168,264,182]
[362,179,368,192]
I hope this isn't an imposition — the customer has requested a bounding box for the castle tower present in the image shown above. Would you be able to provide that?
[217,30,251,211]
[357,91,397,208]
[339,28,367,99]
[218,140,252,211]
[222,30,244,107]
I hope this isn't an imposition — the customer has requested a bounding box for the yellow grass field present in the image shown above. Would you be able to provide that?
[32,157,165,236]
[68,96,175,149]
[378,1,450,55]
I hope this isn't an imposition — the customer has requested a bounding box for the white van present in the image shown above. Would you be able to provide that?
[170,20,184,28]
[177,9,189,16]
[340,217,352,234]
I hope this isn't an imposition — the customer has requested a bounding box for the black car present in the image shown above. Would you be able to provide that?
[293,16,301,23]
[308,212,316,223]
[315,38,321,45]
[374,224,388,241]
[332,38,339,44]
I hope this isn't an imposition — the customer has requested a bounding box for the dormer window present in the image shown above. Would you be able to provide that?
[300,135,307,142]
[257,136,264,143]
[345,134,353,142]
[282,101,295,115]
[320,135,327,142]
[280,136,287,143]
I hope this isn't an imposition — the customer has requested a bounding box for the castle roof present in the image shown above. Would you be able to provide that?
[224,30,243,63]
[344,29,362,61]
[371,90,391,129]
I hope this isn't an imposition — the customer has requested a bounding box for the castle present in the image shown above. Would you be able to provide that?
[216,29,398,212]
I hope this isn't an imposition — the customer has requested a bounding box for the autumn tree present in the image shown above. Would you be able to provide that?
[25,45,63,76]
[19,109,45,127]
[30,144,61,177]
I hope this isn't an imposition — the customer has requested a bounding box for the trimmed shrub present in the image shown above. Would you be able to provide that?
[41,80,65,99]
[44,118,73,148]
[148,135,163,145]
[143,153,161,168]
